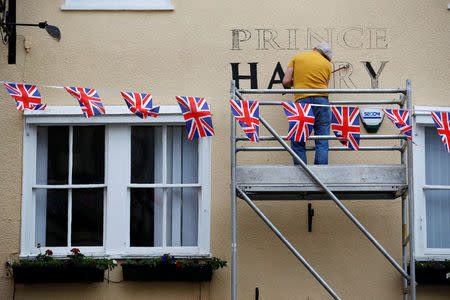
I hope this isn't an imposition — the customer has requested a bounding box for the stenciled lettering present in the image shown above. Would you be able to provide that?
[267,62,285,89]
[231,29,252,50]
[331,62,357,89]
[338,27,364,49]
[306,27,333,49]
[229,26,390,51]
[230,62,258,89]
[362,61,388,88]
[368,28,388,49]
[256,29,284,50]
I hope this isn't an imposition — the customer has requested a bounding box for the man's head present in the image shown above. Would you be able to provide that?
[314,42,332,61]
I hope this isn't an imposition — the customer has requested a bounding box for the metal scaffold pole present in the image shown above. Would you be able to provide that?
[236,186,341,300]
[230,80,237,300]
[400,94,409,300]
[406,79,416,299]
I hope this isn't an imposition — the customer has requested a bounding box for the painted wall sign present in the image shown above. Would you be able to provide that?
[231,26,389,51]
[229,26,391,89]
[230,61,387,89]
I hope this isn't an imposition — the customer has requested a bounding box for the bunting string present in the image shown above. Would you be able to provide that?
[0,79,447,113]
[2,80,450,151]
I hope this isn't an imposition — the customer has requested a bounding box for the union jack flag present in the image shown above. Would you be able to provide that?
[382,109,412,141]
[121,92,160,119]
[176,96,214,140]
[431,111,450,153]
[64,87,105,118]
[331,106,360,150]
[282,102,315,143]
[230,100,260,142]
[3,82,46,111]
[239,121,259,142]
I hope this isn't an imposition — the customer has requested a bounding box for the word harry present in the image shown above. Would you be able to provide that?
[230,61,388,89]
[231,27,389,51]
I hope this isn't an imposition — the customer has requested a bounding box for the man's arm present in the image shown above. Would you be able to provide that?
[282,67,294,88]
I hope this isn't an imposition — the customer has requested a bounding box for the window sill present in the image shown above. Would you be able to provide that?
[20,253,212,260]
[61,4,174,11]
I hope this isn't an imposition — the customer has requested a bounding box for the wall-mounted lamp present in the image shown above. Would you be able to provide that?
[1,0,61,64]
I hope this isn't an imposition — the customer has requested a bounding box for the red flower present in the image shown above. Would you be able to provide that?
[70,248,80,254]
[45,249,53,256]
[176,261,182,268]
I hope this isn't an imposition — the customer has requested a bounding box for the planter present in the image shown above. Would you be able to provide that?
[121,263,213,282]
[415,267,450,285]
[13,264,105,284]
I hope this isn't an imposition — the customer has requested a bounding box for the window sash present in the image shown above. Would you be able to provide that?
[34,125,106,249]
[413,111,450,259]
[61,0,174,10]
[127,126,199,249]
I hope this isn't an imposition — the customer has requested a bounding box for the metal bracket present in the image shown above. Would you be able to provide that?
[308,203,314,232]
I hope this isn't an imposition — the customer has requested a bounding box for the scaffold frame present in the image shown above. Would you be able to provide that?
[230,80,415,300]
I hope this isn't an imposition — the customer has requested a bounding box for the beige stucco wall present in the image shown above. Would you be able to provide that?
[0,0,449,299]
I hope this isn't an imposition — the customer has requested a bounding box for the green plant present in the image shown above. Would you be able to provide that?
[416,260,450,270]
[125,254,227,270]
[13,246,117,271]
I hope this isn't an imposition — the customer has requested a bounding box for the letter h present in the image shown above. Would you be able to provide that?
[230,63,258,89]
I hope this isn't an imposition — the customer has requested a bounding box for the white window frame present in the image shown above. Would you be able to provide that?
[61,0,174,11]
[413,105,450,261]
[21,106,211,259]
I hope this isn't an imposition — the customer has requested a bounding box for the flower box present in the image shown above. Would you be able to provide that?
[13,264,105,284]
[121,263,213,282]
[415,266,450,285]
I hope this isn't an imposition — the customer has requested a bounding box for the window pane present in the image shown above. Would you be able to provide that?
[425,190,450,248]
[72,126,105,184]
[131,127,162,183]
[425,127,450,185]
[35,189,68,247]
[130,188,163,247]
[71,189,104,246]
[424,127,450,248]
[166,126,198,184]
[166,187,198,247]
[37,127,69,185]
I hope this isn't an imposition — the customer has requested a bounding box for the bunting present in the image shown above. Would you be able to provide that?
[331,106,360,150]
[282,102,315,143]
[3,82,46,111]
[239,121,260,142]
[431,111,450,153]
[230,99,260,142]
[382,109,412,141]
[176,96,214,140]
[3,80,450,149]
[64,87,105,118]
[121,92,159,119]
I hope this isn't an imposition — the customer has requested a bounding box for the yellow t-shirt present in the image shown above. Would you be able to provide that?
[288,51,332,100]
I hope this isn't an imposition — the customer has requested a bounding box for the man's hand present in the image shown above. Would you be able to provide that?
[332,64,350,74]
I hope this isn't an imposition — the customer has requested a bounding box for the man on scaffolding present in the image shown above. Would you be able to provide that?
[282,42,332,165]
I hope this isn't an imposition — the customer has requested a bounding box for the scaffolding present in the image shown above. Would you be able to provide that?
[230,80,415,300]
